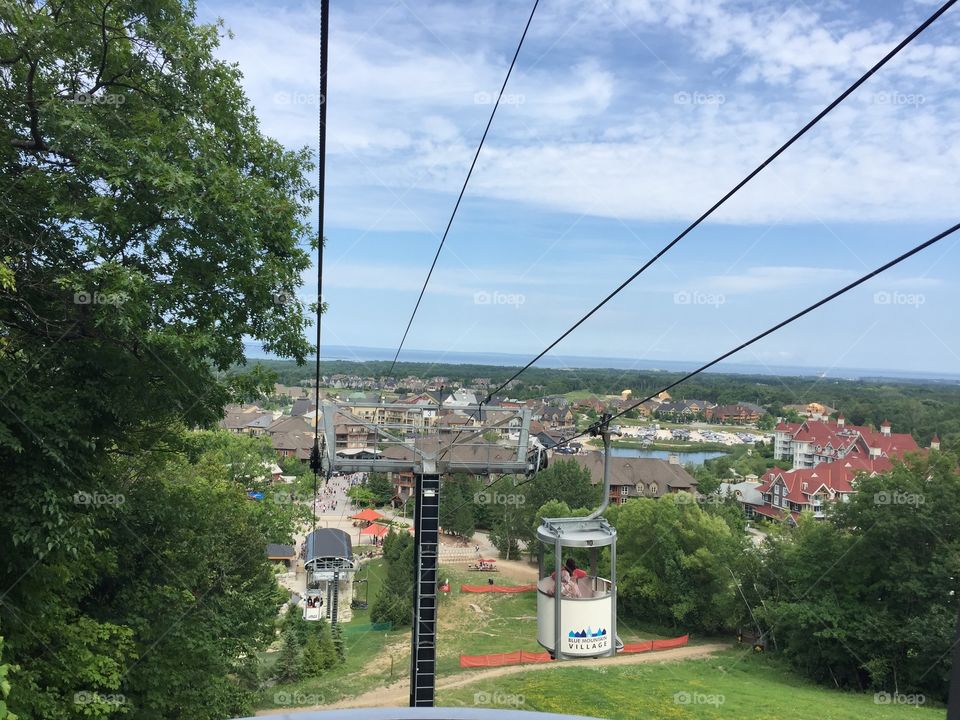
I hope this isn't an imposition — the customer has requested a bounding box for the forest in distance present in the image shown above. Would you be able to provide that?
[242,358,959,448]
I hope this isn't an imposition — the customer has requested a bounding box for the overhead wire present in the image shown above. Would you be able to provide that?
[565,222,960,444]
[387,0,541,377]
[482,0,958,404]
[310,0,331,532]
[454,222,960,513]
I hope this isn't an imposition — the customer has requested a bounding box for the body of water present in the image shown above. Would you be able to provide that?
[243,341,960,383]
[610,447,728,465]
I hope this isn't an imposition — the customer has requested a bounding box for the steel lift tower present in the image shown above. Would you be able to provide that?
[317,401,545,707]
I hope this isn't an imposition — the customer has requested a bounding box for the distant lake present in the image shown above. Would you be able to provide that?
[610,448,728,465]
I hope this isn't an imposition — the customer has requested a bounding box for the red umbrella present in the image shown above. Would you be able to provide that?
[350,508,384,522]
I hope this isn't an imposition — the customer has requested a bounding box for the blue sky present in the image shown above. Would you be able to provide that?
[201,0,959,375]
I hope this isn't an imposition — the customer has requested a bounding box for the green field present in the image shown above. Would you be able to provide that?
[440,650,943,719]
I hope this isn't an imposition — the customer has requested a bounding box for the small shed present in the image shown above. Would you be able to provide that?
[265,543,296,567]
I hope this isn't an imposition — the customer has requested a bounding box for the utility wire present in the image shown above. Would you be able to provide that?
[566,222,960,445]
[448,222,960,517]
[310,0,331,530]
[483,0,958,404]
[387,0,541,377]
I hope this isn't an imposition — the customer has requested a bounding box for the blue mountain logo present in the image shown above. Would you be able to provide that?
[569,627,607,638]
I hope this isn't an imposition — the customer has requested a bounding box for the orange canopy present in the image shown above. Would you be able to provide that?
[350,508,384,522]
[360,524,389,537]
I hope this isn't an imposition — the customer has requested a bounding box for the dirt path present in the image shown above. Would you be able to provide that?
[263,642,729,714]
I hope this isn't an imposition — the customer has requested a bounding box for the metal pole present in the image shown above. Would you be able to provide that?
[609,536,617,657]
[554,537,563,660]
[586,414,613,520]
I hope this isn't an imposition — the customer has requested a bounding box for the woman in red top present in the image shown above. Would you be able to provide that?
[565,558,587,581]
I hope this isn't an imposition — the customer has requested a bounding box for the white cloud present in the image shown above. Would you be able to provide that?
[206,0,960,228]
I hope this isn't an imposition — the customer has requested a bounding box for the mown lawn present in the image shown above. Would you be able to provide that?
[439,649,943,719]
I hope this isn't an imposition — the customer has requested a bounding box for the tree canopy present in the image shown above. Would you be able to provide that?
[0,1,317,717]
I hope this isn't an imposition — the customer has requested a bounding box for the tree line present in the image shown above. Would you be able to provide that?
[609,452,960,703]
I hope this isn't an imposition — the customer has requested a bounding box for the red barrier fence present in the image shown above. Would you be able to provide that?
[460,583,537,594]
[459,634,689,667]
[622,635,689,654]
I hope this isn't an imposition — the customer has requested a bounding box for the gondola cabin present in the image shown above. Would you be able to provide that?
[536,516,622,659]
[302,528,358,623]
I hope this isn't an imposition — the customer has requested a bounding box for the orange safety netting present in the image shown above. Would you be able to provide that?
[459,634,689,667]
[622,634,689,653]
[460,583,536,594]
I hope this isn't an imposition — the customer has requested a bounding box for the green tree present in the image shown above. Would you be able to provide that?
[298,632,324,678]
[0,633,17,720]
[315,620,338,670]
[1,0,316,717]
[281,603,309,647]
[761,454,960,701]
[489,502,527,560]
[520,460,599,519]
[440,474,479,537]
[512,460,599,549]
[609,493,746,633]
[348,485,377,507]
[275,629,301,684]
[366,473,395,506]
[371,530,414,627]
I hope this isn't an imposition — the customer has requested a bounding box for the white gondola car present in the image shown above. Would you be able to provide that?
[536,516,621,659]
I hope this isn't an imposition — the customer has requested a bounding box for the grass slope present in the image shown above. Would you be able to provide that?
[440,650,942,719]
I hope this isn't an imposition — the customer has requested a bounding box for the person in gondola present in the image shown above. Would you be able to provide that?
[549,564,581,598]
[565,557,587,581]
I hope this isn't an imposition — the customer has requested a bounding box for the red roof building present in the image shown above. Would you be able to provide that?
[752,456,894,523]
[773,415,920,470]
